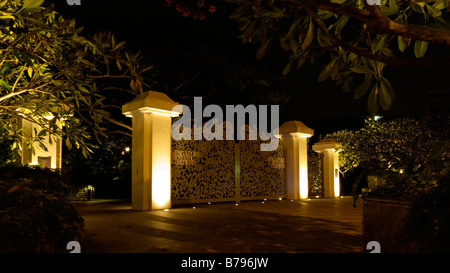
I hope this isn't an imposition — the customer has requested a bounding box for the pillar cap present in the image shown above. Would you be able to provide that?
[312,137,340,152]
[122,91,181,117]
[278,120,314,138]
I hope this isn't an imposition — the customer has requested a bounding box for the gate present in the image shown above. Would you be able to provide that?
[171,124,286,204]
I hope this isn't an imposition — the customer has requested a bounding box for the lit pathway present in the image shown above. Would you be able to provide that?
[73,197,363,253]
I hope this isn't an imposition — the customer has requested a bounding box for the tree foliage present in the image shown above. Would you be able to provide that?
[329,118,449,199]
[0,0,153,157]
[220,0,450,114]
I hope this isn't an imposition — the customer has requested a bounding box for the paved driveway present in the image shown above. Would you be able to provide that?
[73,197,363,253]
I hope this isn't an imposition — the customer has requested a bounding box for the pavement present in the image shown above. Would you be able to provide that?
[72,197,363,253]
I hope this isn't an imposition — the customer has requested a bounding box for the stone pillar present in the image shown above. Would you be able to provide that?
[313,138,340,198]
[122,91,181,211]
[279,121,314,200]
[19,118,62,169]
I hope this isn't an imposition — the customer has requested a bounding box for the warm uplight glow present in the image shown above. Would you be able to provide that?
[152,162,171,209]
[334,178,340,197]
[299,167,308,199]
[125,147,130,152]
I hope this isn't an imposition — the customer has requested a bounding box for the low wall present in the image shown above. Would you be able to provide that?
[363,198,414,253]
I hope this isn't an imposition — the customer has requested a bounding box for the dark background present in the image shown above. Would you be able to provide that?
[50,0,449,138]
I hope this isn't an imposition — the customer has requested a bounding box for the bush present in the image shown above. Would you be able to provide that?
[330,117,450,252]
[0,164,84,253]
[399,141,450,252]
[329,118,447,200]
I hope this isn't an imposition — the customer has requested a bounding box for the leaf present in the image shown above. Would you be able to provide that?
[66,138,72,150]
[373,35,386,53]
[256,36,273,60]
[389,0,398,13]
[350,65,373,74]
[334,15,349,34]
[279,35,291,51]
[433,0,448,10]
[427,4,442,18]
[283,61,292,76]
[296,58,306,69]
[379,78,394,110]
[354,80,372,100]
[414,40,428,58]
[368,83,379,116]
[27,67,33,78]
[319,58,338,82]
[0,79,11,91]
[284,17,302,41]
[23,0,44,11]
[302,19,314,50]
[317,28,332,47]
[242,21,256,43]
[397,36,407,52]
[318,67,331,82]
[116,58,122,71]
[262,9,285,19]
[112,41,126,52]
[290,38,298,55]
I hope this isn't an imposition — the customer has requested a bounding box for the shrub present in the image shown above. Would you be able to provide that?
[329,118,446,200]
[330,118,450,252]
[0,164,84,253]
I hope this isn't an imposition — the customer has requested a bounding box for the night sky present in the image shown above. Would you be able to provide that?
[50,0,449,137]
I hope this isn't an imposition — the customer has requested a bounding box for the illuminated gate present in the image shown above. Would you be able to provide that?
[171,124,286,205]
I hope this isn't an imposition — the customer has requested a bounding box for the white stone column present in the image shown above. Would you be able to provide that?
[279,121,314,200]
[122,91,181,210]
[313,138,340,198]
[19,118,62,169]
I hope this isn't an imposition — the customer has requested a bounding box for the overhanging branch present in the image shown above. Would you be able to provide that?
[288,0,450,46]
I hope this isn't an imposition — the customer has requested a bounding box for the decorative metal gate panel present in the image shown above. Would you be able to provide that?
[171,125,287,204]
[171,137,236,203]
[239,138,286,199]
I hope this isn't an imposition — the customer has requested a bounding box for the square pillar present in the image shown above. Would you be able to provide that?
[19,118,62,169]
[123,91,181,210]
[313,138,340,198]
[279,121,314,200]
